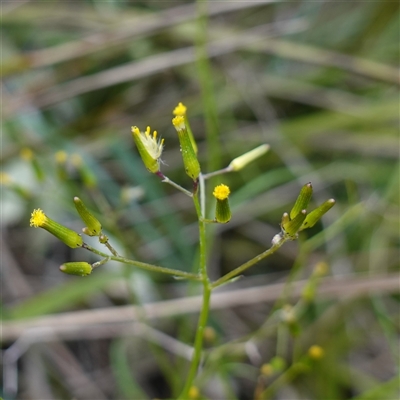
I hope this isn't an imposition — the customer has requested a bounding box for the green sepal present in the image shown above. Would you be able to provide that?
[215,198,232,223]
[177,129,201,180]
[44,219,83,248]
[300,199,336,230]
[290,183,313,220]
[131,129,159,173]
[184,115,198,154]
[282,210,307,237]
[60,262,92,276]
[74,197,102,236]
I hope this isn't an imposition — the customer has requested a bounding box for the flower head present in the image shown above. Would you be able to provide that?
[173,102,187,116]
[30,208,47,227]
[213,184,230,200]
[30,208,83,248]
[131,126,164,173]
[213,184,231,223]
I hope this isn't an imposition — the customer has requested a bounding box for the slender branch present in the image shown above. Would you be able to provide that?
[156,171,193,197]
[211,236,290,289]
[202,166,232,180]
[103,240,119,256]
[82,243,201,281]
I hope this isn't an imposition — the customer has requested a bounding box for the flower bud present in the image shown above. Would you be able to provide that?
[172,116,200,180]
[282,209,307,238]
[60,262,92,277]
[73,197,102,236]
[213,184,231,223]
[300,199,336,230]
[131,126,164,173]
[228,144,270,171]
[290,183,313,220]
[30,208,83,248]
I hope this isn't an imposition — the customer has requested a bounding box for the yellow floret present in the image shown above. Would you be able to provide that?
[173,102,187,116]
[213,184,230,200]
[30,208,47,227]
[172,115,185,131]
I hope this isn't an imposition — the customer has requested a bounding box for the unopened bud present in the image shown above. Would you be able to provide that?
[73,197,102,236]
[282,210,307,238]
[300,199,335,230]
[290,183,313,220]
[60,262,92,277]
[229,144,270,171]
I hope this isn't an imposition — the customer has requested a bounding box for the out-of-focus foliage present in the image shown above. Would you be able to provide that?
[1,1,399,399]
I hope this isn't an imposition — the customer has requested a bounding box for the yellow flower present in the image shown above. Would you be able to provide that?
[30,208,83,248]
[173,102,187,116]
[213,184,231,223]
[131,126,164,173]
[308,345,324,359]
[213,184,230,200]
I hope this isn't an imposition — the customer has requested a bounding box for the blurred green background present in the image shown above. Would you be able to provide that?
[1,1,399,399]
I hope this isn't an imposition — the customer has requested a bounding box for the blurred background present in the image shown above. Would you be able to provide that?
[1,1,399,399]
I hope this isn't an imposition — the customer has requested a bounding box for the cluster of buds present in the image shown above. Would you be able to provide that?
[30,196,104,277]
[273,183,335,244]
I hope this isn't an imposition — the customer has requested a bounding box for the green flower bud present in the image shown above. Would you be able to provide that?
[300,199,336,230]
[131,126,164,173]
[290,183,313,220]
[99,234,109,244]
[73,197,102,236]
[213,184,231,223]
[172,116,201,181]
[228,144,270,171]
[30,209,83,248]
[60,262,92,276]
[282,209,307,238]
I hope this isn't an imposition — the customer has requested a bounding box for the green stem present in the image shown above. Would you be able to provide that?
[82,243,201,281]
[211,236,290,289]
[179,193,211,398]
[156,172,193,197]
[202,166,231,180]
